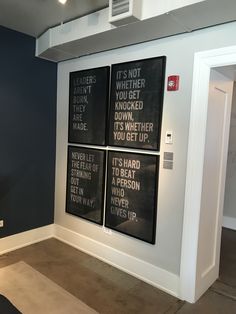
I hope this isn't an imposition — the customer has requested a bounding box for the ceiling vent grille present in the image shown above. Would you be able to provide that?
[112,0,130,17]
[109,0,142,26]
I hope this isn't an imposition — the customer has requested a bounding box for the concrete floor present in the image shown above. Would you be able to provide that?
[0,228,235,314]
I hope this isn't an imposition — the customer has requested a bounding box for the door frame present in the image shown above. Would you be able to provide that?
[180,45,236,303]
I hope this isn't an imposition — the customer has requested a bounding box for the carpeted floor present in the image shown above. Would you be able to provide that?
[0,229,236,313]
[0,261,98,314]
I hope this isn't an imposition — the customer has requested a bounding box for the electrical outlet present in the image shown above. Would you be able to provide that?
[103,226,112,235]
[0,220,4,228]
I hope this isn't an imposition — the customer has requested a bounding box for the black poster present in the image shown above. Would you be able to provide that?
[105,151,158,244]
[68,66,109,145]
[66,146,105,225]
[108,57,166,150]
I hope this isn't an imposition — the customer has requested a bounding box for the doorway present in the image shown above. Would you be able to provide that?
[212,74,236,296]
[180,46,236,303]
[212,228,236,296]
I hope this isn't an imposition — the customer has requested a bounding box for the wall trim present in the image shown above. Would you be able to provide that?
[54,224,180,298]
[180,45,236,303]
[0,224,54,255]
[223,216,236,231]
[0,223,180,298]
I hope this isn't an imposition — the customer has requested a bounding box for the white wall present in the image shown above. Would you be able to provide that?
[141,0,204,18]
[223,82,236,230]
[55,22,236,280]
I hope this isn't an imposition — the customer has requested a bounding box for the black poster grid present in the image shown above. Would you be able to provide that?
[66,146,106,225]
[68,66,110,146]
[66,57,166,244]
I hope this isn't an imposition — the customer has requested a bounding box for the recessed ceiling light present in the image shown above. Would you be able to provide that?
[58,0,67,4]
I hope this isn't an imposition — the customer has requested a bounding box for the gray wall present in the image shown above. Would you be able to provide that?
[55,21,236,275]
[224,82,236,220]
[0,26,57,238]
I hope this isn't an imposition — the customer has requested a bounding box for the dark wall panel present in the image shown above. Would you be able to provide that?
[0,26,57,238]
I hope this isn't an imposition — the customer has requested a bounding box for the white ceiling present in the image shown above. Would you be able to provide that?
[215,65,236,81]
[0,0,109,37]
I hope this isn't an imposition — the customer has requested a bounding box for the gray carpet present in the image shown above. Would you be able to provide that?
[0,261,98,314]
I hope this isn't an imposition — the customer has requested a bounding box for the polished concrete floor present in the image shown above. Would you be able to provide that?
[0,228,235,314]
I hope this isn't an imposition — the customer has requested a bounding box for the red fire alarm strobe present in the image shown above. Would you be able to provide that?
[167,75,180,91]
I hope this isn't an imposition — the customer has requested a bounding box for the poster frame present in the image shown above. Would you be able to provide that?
[107,56,166,151]
[65,145,106,225]
[105,150,159,244]
[68,66,110,146]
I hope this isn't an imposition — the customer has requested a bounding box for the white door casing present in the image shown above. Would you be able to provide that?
[196,70,233,299]
[180,46,236,303]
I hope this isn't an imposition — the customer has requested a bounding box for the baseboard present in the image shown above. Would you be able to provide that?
[54,224,180,298]
[222,216,236,231]
[0,223,180,298]
[0,224,54,255]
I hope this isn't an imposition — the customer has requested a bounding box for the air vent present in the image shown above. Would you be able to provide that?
[109,0,142,27]
[112,0,130,17]
[163,152,174,170]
